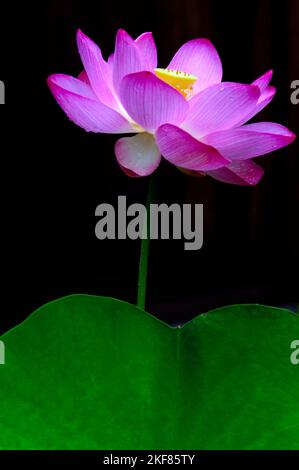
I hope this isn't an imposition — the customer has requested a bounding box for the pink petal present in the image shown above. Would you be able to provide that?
[76,30,118,110]
[108,53,114,68]
[78,70,90,84]
[115,133,161,176]
[236,86,276,126]
[183,82,260,137]
[113,29,147,93]
[47,74,134,134]
[48,74,97,99]
[230,70,275,127]
[202,122,296,160]
[118,166,141,178]
[120,72,189,133]
[167,38,222,93]
[242,122,296,136]
[156,124,230,171]
[135,32,157,70]
[252,70,273,92]
[207,160,265,185]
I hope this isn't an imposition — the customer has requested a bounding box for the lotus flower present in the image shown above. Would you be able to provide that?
[48,29,295,185]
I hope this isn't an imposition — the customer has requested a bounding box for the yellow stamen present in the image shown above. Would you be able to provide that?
[154,68,197,97]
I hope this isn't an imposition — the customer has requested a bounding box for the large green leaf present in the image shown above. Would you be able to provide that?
[0,295,298,450]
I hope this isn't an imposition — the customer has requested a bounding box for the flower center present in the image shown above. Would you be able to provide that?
[154,68,197,97]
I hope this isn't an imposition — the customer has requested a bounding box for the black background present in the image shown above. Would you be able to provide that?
[1,0,298,332]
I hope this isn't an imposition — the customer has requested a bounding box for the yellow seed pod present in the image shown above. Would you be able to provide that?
[154,68,197,96]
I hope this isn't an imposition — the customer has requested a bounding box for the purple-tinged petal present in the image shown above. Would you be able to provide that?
[49,74,97,99]
[115,133,161,176]
[233,70,275,127]
[241,122,296,136]
[156,124,230,171]
[183,82,260,137]
[135,32,157,69]
[202,122,296,160]
[257,85,276,107]
[176,168,207,177]
[47,74,134,134]
[252,70,273,92]
[120,72,189,133]
[235,86,276,126]
[167,38,222,93]
[118,166,141,178]
[78,70,90,84]
[108,53,114,68]
[113,29,147,93]
[206,160,265,186]
[76,30,119,110]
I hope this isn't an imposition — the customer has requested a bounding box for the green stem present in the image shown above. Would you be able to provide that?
[137,171,159,310]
